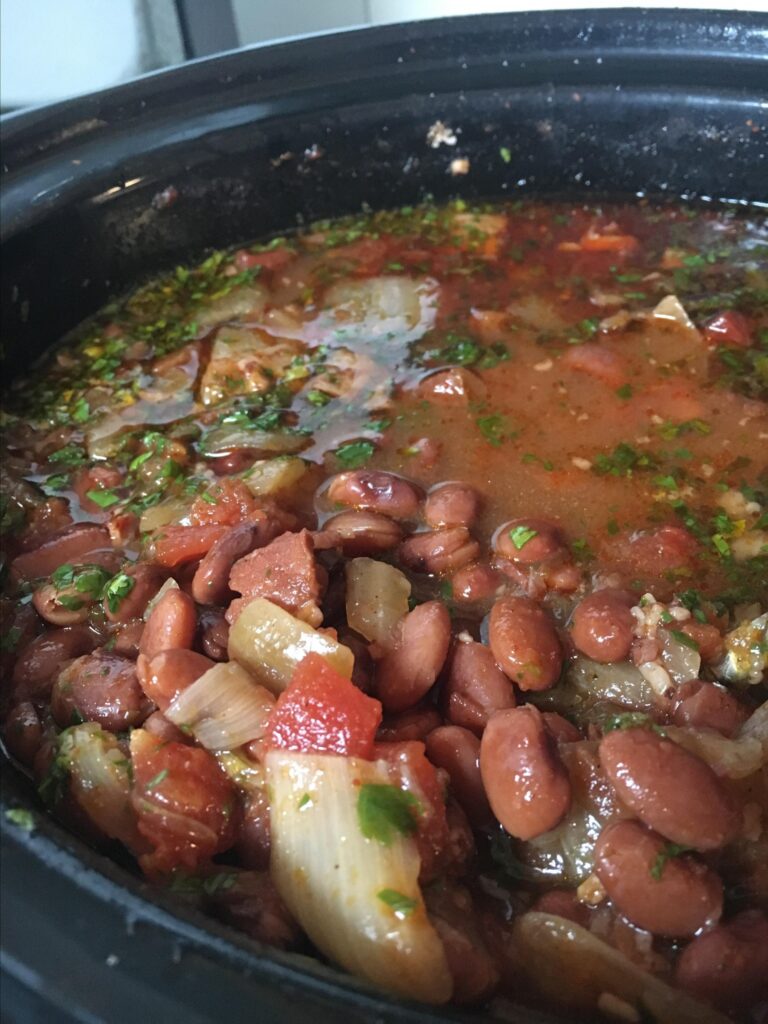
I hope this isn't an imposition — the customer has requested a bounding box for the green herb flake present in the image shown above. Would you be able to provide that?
[476,413,514,447]
[85,488,120,509]
[669,629,699,651]
[103,572,135,614]
[603,712,665,736]
[298,793,312,809]
[508,525,538,550]
[615,383,633,400]
[712,533,731,558]
[499,146,512,164]
[71,397,91,423]
[377,888,418,918]
[48,444,87,468]
[145,768,169,791]
[306,389,331,408]
[357,783,420,846]
[335,440,376,469]
[5,808,35,831]
[650,842,694,880]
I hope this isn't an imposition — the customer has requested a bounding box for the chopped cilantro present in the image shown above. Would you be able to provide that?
[5,808,35,831]
[306,389,331,407]
[593,443,657,477]
[377,889,418,918]
[508,525,538,550]
[71,398,90,423]
[499,146,512,164]
[48,444,87,467]
[615,384,633,400]
[712,533,731,558]
[103,572,135,614]
[603,712,664,735]
[650,842,693,880]
[668,629,699,651]
[335,440,375,469]
[145,768,169,791]
[476,413,514,447]
[357,784,419,846]
[85,488,120,508]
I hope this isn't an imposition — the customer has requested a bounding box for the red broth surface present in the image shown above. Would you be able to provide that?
[2,200,767,1021]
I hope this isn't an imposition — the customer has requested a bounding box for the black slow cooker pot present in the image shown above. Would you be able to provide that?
[2,10,767,1022]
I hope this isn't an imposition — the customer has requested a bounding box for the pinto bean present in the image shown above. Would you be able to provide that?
[376,601,451,712]
[672,679,749,738]
[480,706,571,840]
[377,706,442,743]
[398,527,480,575]
[105,563,167,623]
[316,511,403,557]
[192,522,259,605]
[441,640,516,734]
[432,915,499,1005]
[139,588,197,660]
[570,588,636,663]
[32,583,90,626]
[425,725,492,826]
[111,618,145,658]
[326,470,421,519]
[675,910,768,1011]
[450,562,502,604]
[594,820,723,937]
[424,483,480,529]
[198,607,229,661]
[137,648,214,711]
[51,651,150,732]
[541,712,582,744]
[12,626,96,701]
[488,596,563,691]
[493,518,565,564]
[142,710,191,745]
[3,701,43,767]
[11,523,112,582]
[599,727,739,850]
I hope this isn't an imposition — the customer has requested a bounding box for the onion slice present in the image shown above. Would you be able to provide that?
[267,750,452,1004]
[345,558,411,647]
[166,662,274,751]
[228,597,354,694]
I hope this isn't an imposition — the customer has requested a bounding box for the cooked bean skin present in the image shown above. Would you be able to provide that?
[192,522,259,605]
[198,607,230,661]
[594,819,723,937]
[425,725,492,827]
[12,626,96,701]
[376,601,451,712]
[493,518,565,564]
[52,651,150,732]
[599,727,739,851]
[449,562,502,604]
[424,482,480,529]
[105,563,167,623]
[316,511,403,557]
[675,910,768,1011]
[377,706,443,743]
[480,706,571,840]
[541,712,582,744]
[530,889,591,928]
[398,527,480,575]
[570,588,636,663]
[672,679,749,737]
[32,583,90,626]
[138,648,214,711]
[488,596,563,691]
[441,640,516,734]
[139,588,197,660]
[326,470,421,519]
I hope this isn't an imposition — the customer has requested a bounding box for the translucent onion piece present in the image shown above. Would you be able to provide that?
[166,662,275,751]
[58,723,138,848]
[513,912,730,1024]
[322,276,438,341]
[201,424,309,457]
[242,456,307,496]
[267,750,452,1004]
[659,628,701,685]
[345,558,411,647]
[195,283,269,329]
[664,723,765,780]
[652,294,695,329]
[537,657,654,724]
[228,597,354,694]
[139,497,191,534]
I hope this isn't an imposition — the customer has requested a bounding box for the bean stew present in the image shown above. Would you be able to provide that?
[2,199,767,1022]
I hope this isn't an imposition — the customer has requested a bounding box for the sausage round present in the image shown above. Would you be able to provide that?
[599,726,740,850]
[594,819,723,937]
[488,596,563,691]
[479,706,571,840]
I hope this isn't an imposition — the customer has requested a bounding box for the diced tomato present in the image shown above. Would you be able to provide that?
[374,740,451,883]
[233,247,294,273]
[578,230,639,253]
[703,310,753,348]
[130,729,237,878]
[189,478,260,526]
[265,653,382,759]
[150,525,230,568]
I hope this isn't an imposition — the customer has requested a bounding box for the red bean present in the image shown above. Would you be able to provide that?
[326,470,421,519]
[493,518,565,564]
[139,588,197,660]
[142,710,191,745]
[441,640,516,735]
[12,626,96,701]
[192,522,259,605]
[675,910,768,1011]
[111,618,145,658]
[51,651,151,732]
[432,915,499,1004]
[530,889,591,928]
[594,819,723,937]
[377,706,443,743]
[570,588,636,663]
[450,562,502,604]
[206,871,300,950]
[599,728,739,850]
[424,482,480,529]
[3,701,43,767]
[316,511,403,556]
[398,527,480,575]
[488,596,563,691]
[541,711,582,744]
[480,706,571,840]
[105,563,167,623]
[425,725,492,826]
[376,601,451,712]
[138,648,214,711]
[73,465,124,517]
[672,679,749,738]
[235,789,271,870]
[11,523,112,582]
[198,607,230,661]
[32,583,90,626]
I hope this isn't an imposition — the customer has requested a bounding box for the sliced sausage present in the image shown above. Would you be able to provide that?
[51,651,151,732]
[398,527,480,575]
[424,483,479,529]
[599,727,739,851]
[488,596,563,691]
[326,470,421,519]
[480,706,571,840]
[675,910,768,1011]
[570,589,636,663]
[139,588,197,660]
[441,640,516,734]
[376,601,451,713]
[594,819,723,937]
